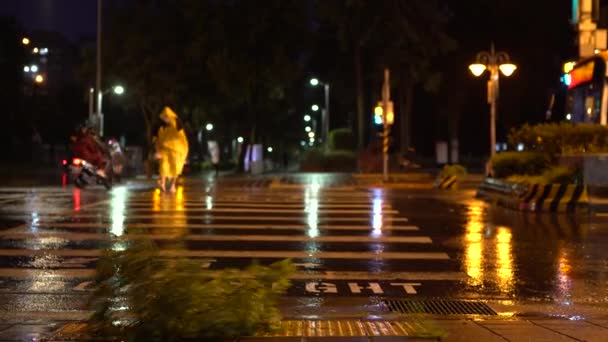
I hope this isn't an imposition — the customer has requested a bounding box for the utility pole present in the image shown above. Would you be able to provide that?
[96,0,103,136]
[381,69,393,182]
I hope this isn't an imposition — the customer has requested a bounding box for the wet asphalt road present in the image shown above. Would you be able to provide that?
[0,173,607,321]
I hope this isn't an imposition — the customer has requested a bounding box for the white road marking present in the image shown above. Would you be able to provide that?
[0,249,450,259]
[35,214,409,222]
[23,222,420,231]
[123,202,393,209]
[80,207,400,214]
[0,269,465,281]
[2,232,433,244]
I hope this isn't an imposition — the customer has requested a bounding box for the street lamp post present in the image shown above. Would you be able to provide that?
[469,44,516,157]
[310,78,330,148]
[90,85,125,136]
[96,0,103,133]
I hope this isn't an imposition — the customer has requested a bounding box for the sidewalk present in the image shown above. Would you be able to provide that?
[6,316,607,341]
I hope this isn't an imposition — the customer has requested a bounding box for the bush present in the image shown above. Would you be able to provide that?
[507,166,581,184]
[88,241,294,340]
[300,149,357,172]
[438,164,467,178]
[509,122,608,157]
[299,148,325,171]
[328,128,355,151]
[323,151,357,172]
[491,151,549,178]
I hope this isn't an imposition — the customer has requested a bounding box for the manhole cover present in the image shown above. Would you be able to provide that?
[384,299,497,315]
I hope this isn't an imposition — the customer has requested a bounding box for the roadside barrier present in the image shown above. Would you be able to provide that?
[434,175,458,190]
[477,179,589,213]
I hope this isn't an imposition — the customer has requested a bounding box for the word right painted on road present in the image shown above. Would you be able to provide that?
[304,281,421,295]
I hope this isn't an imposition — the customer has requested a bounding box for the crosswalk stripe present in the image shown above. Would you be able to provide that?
[121,203,393,209]
[0,249,450,259]
[26,222,420,231]
[83,208,399,214]
[0,269,466,281]
[37,214,409,222]
[1,232,433,244]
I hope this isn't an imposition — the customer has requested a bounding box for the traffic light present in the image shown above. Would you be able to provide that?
[374,105,383,125]
[375,101,394,125]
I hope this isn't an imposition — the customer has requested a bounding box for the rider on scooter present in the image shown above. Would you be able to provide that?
[72,124,108,178]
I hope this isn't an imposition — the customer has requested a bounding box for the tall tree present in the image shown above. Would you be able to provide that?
[317,0,454,152]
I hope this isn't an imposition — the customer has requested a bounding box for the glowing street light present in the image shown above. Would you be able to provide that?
[22,37,30,45]
[310,78,319,86]
[112,85,125,95]
[237,136,244,143]
[311,104,319,111]
[34,74,44,84]
[468,64,486,77]
[498,63,517,77]
[308,132,315,139]
[267,146,273,153]
[469,44,516,157]
[304,114,311,122]
[23,66,30,72]
[305,126,312,132]
[206,123,214,131]
[33,47,39,54]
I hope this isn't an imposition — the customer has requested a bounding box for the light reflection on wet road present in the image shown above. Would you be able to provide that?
[0,175,607,318]
[389,191,608,306]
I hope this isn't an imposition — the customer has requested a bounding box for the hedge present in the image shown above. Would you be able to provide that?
[491,151,549,178]
[328,128,355,151]
[508,122,608,158]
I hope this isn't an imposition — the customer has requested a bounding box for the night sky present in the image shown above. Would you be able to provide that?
[0,0,96,41]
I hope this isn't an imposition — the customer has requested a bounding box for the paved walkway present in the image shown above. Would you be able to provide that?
[1,317,605,341]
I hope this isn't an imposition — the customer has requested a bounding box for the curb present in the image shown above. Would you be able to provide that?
[477,179,589,213]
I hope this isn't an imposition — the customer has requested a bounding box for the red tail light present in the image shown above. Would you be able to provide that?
[72,158,82,166]
[62,159,67,166]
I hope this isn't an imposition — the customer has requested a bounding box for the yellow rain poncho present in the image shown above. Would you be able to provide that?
[156,107,189,178]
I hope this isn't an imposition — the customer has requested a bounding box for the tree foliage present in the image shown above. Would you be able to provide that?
[103,0,309,152]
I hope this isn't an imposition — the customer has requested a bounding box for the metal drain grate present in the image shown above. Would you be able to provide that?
[384,299,497,316]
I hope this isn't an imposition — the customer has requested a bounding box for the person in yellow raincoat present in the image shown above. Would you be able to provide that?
[154,106,189,193]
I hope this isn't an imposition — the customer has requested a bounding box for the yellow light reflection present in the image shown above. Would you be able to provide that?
[153,189,161,211]
[496,227,514,293]
[557,248,572,303]
[176,186,184,211]
[464,201,484,286]
[110,187,127,237]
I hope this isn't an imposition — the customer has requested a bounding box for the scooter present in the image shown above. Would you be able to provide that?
[107,138,127,182]
[68,157,113,190]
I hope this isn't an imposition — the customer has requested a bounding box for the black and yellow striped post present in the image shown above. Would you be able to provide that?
[436,175,458,190]
[377,69,394,182]
[382,126,390,155]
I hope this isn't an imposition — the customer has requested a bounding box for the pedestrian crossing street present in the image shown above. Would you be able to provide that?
[0,179,468,316]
